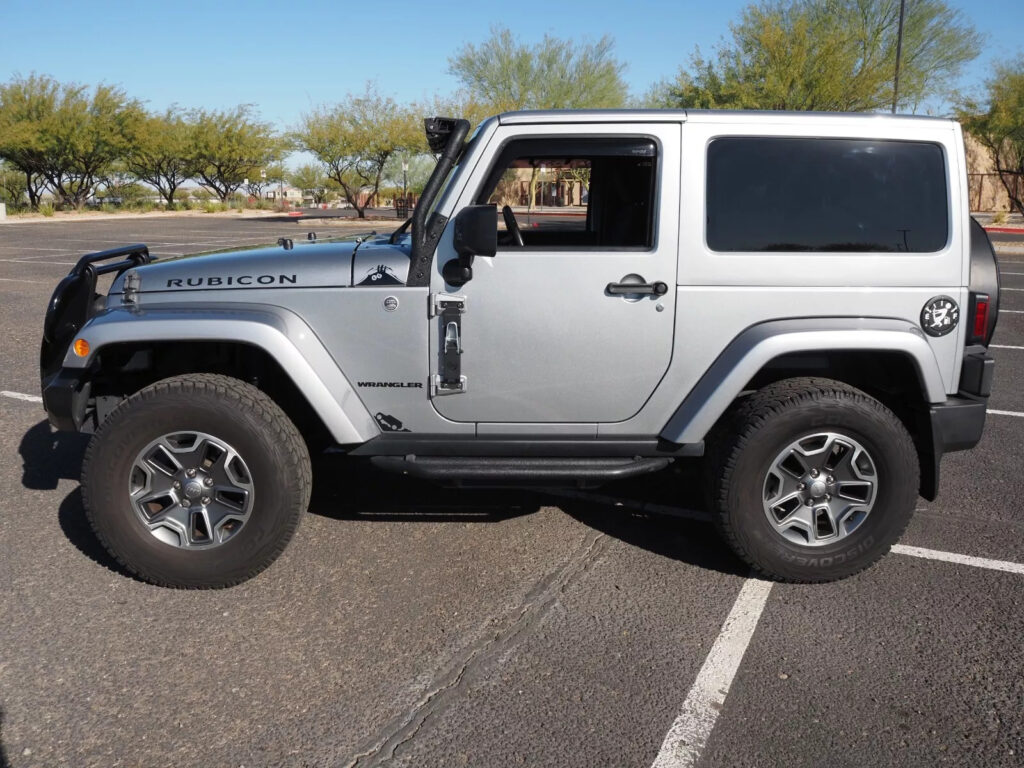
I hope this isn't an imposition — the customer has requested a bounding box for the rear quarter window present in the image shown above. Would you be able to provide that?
[706,137,949,253]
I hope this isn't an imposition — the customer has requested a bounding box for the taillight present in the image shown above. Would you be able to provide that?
[970,293,990,345]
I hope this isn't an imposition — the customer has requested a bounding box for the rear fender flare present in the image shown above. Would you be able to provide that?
[660,318,947,444]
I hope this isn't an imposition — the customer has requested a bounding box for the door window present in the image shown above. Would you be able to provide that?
[476,137,658,249]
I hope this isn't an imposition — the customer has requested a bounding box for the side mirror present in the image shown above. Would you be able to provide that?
[445,205,497,285]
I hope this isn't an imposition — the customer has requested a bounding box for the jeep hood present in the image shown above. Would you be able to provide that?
[109,235,412,296]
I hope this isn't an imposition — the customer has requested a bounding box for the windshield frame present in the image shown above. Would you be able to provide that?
[431,117,498,220]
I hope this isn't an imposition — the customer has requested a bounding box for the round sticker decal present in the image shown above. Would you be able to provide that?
[920,296,959,337]
[383,296,399,312]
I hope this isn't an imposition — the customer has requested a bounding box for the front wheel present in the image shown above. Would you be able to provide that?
[82,374,311,588]
[708,378,919,582]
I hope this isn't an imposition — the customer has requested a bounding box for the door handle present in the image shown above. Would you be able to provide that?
[606,281,669,296]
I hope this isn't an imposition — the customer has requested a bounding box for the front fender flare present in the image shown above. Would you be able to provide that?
[660,318,947,444]
[63,303,379,444]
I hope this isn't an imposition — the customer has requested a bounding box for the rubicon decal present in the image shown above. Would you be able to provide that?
[165,274,298,288]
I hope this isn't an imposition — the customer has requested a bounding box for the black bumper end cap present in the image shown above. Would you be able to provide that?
[42,371,91,432]
[931,396,988,455]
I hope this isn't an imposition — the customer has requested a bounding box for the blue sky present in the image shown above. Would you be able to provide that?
[1,0,1021,127]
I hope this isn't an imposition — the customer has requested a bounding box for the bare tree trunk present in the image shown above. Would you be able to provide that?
[995,166,1024,216]
[25,171,40,209]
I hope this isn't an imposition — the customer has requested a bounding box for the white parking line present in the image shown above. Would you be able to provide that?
[651,578,774,768]
[0,277,47,284]
[1,390,42,403]
[1002,287,1024,291]
[0,245,79,252]
[1000,310,1024,314]
[891,545,1024,575]
[988,409,1024,418]
[992,344,1024,350]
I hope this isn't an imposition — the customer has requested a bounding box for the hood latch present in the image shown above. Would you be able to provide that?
[122,270,141,305]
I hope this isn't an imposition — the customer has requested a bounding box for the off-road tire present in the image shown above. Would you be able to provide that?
[81,374,311,588]
[707,377,919,582]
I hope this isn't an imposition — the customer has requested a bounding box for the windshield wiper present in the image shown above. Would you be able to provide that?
[389,216,413,244]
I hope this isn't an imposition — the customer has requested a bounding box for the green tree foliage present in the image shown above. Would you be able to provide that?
[97,164,148,206]
[0,75,55,208]
[188,106,281,203]
[960,56,1024,215]
[0,74,143,209]
[126,109,193,206]
[289,164,330,205]
[0,160,29,209]
[382,152,434,197]
[293,85,421,217]
[651,0,980,112]
[244,163,286,201]
[448,26,627,111]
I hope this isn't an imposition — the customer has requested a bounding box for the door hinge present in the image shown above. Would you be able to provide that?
[430,292,466,317]
[431,373,467,395]
[431,292,466,395]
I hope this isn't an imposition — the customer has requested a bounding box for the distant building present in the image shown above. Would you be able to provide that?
[264,186,303,204]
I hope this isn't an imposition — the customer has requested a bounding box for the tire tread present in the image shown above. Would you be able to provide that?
[82,373,311,589]
[707,377,919,583]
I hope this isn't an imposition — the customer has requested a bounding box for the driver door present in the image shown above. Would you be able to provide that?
[429,122,681,425]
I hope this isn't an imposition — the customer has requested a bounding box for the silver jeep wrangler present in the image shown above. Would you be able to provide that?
[40,110,1000,587]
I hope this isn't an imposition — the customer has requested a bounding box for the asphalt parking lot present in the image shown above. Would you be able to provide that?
[1,215,1023,767]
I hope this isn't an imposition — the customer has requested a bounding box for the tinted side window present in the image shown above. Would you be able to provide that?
[706,138,948,253]
[477,138,657,249]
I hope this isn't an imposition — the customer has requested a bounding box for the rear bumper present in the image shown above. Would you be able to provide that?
[930,395,987,454]
[919,347,994,501]
[41,369,91,432]
[920,393,988,502]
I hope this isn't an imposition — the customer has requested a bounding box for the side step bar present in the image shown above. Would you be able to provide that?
[369,456,673,488]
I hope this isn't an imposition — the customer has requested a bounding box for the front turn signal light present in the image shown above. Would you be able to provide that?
[73,338,90,357]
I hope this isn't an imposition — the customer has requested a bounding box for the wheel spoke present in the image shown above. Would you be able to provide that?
[135,491,177,523]
[143,442,182,477]
[128,430,255,550]
[762,431,879,548]
[837,480,873,503]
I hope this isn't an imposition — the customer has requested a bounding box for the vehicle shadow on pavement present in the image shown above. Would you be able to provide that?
[307,456,746,577]
[18,420,89,491]
[306,457,542,523]
[559,502,745,578]
[24,427,743,580]
[57,488,129,576]
[0,708,13,768]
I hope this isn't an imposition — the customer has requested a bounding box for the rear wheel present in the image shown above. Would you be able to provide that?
[82,374,311,588]
[708,377,918,582]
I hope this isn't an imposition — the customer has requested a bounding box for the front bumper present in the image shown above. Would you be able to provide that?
[42,369,91,432]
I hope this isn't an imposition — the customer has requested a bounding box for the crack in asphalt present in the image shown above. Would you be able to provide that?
[344,529,608,768]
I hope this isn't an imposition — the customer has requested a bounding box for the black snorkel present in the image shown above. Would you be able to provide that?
[406,117,471,287]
